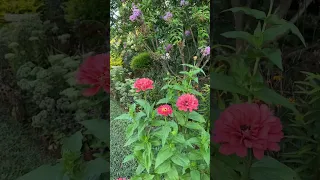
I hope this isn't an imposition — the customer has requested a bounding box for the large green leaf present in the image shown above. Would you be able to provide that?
[253,87,298,113]
[211,72,248,95]
[81,158,109,180]
[190,170,201,180]
[262,48,283,70]
[155,146,174,169]
[222,7,266,20]
[171,153,190,167]
[114,113,131,120]
[250,156,301,180]
[221,31,255,46]
[211,157,239,180]
[155,160,171,174]
[188,111,206,123]
[62,131,83,152]
[80,119,108,143]
[17,163,64,180]
[263,24,290,43]
[160,125,171,147]
[288,23,306,47]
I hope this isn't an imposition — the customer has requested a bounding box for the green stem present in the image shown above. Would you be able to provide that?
[253,57,260,76]
[241,149,253,180]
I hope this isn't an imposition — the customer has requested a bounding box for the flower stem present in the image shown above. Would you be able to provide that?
[241,149,253,180]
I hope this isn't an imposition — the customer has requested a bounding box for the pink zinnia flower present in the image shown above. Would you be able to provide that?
[176,94,199,112]
[133,78,154,92]
[117,178,129,180]
[76,54,110,96]
[212,103,284,160]
[157,104,173,116]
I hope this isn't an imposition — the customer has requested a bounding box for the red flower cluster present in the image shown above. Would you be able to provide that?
[133,78,154,92]
[76,54,110,96]
[212,103,283,160]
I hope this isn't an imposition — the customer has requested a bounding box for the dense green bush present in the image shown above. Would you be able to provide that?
[130,52,152,71]
[63,0,108,23]
[0,0,43,17]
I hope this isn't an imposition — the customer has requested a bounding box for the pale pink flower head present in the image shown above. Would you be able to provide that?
[163,12,173,21]
[157,104,173,116]
[176,94,199,112]
[201,46,210,57]
[212,103,284,160]
[76,54,110,96]
[133,78,154,92]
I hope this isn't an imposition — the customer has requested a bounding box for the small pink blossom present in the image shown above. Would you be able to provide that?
[133,78,154,92]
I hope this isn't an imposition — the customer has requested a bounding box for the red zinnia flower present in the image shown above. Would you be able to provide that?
[212,103,283,160]
[76,53,110,96]
[157,104,173,116]
[176,94,199,112]
[133,78,154,92]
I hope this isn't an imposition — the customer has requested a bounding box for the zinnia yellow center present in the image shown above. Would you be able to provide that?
[162,108,168,111]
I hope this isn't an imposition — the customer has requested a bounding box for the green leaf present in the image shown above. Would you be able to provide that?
[211,72,248,95]
[174,111,186,126]
[288,23,306,47]
[202,149,210,166]
[114,113,131,120]
[136,99,150,113]
[123,154,135,164]
[253,87,298,113]
[171,153,190,167]
[82,158,108,180]
[188,151,203,161]
[126,122,139,139]
[17,163,64,180]
[155,146,174,169]
[201,173,211,180]
[155,160,171,174]
[166,165,179,180]
[188,111,205,123]
[211,157,240,180]
[62,131,83,152]
[263,24,290,43]
[223,7,266,19]
[184,122,204,131]
[221,31,255,46]
[136,164,145,175]
[80,119,108,143]
[156,98,169,105]
[190,170,201,180]
[124,135,138,146]
[160,125,171,147]
[135,111,146,121]
[250,156,301,180]
[262,48,283,71]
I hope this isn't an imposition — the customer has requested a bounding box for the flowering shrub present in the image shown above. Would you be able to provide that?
[115,64,210,180]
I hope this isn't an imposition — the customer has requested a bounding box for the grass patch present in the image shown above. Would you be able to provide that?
[0,109,55,180]
[110,98,137,179]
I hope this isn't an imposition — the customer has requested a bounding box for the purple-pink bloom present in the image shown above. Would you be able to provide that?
[180,0,189,6]
[185,30,191,36]
[129,15,137,21]
[201,46,210,57]
[165,44,172,52]
[129,3,142,22]
[163,12,173,21]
